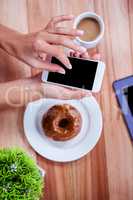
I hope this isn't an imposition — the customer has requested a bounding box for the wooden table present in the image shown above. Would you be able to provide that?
[0,0,133,200]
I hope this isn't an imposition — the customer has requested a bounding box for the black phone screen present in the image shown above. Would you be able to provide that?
[47,57,98,90]
[123,86,133,115]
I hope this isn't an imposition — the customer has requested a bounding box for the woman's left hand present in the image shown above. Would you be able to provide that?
[0,15,87,74]
[0,15,100,74]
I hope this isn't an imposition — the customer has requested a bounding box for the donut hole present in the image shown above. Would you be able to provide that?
[59,118,70,129]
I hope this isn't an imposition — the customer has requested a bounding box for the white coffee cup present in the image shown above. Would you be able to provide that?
[73,12,105,49]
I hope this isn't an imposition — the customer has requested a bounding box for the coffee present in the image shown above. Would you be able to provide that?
[77,18,100,42]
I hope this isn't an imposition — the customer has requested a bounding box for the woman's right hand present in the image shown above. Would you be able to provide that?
[2,73,90,108]
[42,82,91,100]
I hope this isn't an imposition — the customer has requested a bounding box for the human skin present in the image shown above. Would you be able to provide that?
[0,74,91,109]
[0,15,100,108]
[0,15,87,73]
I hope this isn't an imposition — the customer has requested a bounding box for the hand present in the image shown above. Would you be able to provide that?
[37,50,101,100]
[41,49,101,99]
[1,50,102,108]
[1,48,93,108]
[32,72,91,101]
[0,15,88,74]
[0,74,90,108]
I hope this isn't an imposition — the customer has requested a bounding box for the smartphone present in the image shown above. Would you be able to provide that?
[42,56,105,92]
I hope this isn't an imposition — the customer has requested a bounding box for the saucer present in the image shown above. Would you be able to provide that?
[23,97,103,162]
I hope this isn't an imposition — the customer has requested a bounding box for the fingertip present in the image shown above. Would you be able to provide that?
[58,69,66,74]
[76,29,84,36]
[65,58,72,69]
[55,66,66,74]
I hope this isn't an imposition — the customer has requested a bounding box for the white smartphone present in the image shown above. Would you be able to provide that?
[42,56,105,92]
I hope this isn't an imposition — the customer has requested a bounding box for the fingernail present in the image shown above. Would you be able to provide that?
[67,64,72,69]
[59,69,65,74]
[79,46,87,53]
[77,30,84,35]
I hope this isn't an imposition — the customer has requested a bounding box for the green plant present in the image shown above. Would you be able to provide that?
[0,148,44,200]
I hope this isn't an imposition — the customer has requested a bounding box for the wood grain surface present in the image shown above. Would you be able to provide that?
[0,0,133,200]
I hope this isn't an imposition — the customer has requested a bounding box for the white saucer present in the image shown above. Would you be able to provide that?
[23,97,103,162]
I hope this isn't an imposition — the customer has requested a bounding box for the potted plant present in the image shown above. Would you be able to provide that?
[0,147,44,200]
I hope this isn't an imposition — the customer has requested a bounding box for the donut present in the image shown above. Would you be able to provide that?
[42,104,82,141]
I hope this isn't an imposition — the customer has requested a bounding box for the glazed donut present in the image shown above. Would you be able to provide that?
[42,104,82,141]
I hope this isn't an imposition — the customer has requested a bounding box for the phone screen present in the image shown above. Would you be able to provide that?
[47,57,98,90]
[123,86,133,115]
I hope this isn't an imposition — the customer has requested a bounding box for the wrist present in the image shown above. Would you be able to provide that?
[0,78,44,108]
[15,79,44,106]
[0,25,22,57]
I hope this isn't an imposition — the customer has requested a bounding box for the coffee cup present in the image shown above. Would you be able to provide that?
[73,12,105,49]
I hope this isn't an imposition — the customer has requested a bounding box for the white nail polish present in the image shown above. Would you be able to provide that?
[68,64,72,69]
[59,70,65,74]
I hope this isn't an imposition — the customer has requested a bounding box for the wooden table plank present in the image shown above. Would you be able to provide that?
[0,0,34,157]
[0,0,28,33]
[27,1,133,200]
[98,1,133,200]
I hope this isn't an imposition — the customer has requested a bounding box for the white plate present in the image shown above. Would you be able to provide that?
[23,97,102,162]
